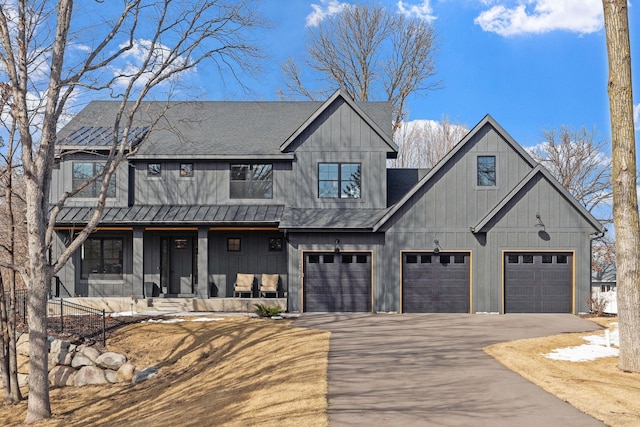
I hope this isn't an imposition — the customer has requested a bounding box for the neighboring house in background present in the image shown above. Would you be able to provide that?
[51,90,605,314]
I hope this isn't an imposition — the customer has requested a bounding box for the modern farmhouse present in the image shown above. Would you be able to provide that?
[50,90,604,313]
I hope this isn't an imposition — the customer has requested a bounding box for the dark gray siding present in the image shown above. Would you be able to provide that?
[207,231,287,297]
[287,232,384,312]
[50,153,129,208]
[381,125,598,314]
[133,161,291,205]
[285,98,391,210]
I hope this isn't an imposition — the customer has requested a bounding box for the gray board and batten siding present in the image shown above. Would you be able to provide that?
[375,116,603,314]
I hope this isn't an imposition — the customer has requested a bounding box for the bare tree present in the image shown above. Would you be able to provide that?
[390,117,467,168]
[0,81,26,405]
[527,126,612,222]
[0,0,265,422]
[602,0,640,372]
[282,3,439,133]
[592,235,616,281]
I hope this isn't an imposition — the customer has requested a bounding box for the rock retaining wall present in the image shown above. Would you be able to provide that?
[13,332,154,388]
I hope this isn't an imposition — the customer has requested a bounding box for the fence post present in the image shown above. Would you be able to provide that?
[60,298,64,333]
[102,309,106,346]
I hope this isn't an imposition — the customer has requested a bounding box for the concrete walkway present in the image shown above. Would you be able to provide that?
[294,314,606,427]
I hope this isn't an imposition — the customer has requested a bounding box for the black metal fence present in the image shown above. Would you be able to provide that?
[2,290,106,345]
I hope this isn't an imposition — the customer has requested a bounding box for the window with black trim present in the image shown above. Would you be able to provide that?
[477,156,496,186]
[147,163,161,177]
[342,255,353,263]
[323,255,335,263]
[227,238,241,252]
[406,255,418,264]
[421,255,432,263]
[356,255,367,263]
[230,164,272,199]
[81,237,123,279]
[454,255,465,264]
[180,163,194,177]
[309,255,320,264]
[269,237,283,252]
[507,255,519,263]
[72,162,116,198]
[557,255,568,264]
[318,162,361,198]
[523,255,534,263]
[542,255,553,263]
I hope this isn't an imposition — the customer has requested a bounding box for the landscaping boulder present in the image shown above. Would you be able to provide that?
[79,346,102,363]
[132,366,159,384]
[71,353,95,368]
[104,369,118,384]
[17,373,28,388]
[16,333,29,356]
[17,354,29,374]
[96,351,127,370]
[49,365,77,387]
[116,362,136,382]
[74,366,108,386]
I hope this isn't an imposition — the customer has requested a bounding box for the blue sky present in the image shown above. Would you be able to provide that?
[228,0,640,149]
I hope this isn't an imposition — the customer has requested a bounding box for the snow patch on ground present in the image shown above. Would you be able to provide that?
[544,323,619,362]
[141,317,224,324]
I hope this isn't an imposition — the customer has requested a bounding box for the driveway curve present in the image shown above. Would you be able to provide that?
[294,314,605,427]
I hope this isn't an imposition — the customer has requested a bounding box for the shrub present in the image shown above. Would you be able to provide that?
[254,303,283,318]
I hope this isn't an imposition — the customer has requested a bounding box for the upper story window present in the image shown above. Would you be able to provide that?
[72,162,116,198]
[230,164,273,199]
[477,156,496,186]
[180,163,194,177]
[147,163,161,177]
[318,162,361,199]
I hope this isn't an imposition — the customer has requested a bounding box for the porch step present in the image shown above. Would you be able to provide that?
[153,299,187,312]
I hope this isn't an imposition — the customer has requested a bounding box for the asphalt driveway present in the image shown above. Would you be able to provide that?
[294,313,606,427]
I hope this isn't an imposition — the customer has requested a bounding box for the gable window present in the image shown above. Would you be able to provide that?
[230,164,273,199]
[72,162,116,198]
[81,237,123,280]
[180,163,193,177]
[477,156,496,186]
[318,162,361,198]
[148,163,161,177]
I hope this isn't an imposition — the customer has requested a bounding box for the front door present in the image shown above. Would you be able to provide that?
[162,237,194,295]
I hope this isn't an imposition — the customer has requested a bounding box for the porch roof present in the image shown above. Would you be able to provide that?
[279,207,389,230]
[54,204,284,226]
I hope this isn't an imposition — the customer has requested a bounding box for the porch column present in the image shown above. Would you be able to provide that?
[197,226,209,298]
[133,227,144,298]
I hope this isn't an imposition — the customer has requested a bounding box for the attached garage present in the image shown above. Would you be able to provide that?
[402,252,471,313]
[303,252,372,312]
[504,252,573,313]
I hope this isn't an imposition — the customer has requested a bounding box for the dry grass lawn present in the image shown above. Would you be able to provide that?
[484,317,640,427]
[0,316,329,427]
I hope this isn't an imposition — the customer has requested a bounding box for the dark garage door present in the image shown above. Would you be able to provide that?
[303,252,372,312]
[504,252,573,313]
[402,252,470,313]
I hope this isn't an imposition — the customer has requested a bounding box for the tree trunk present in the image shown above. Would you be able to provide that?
[602,0,640,372]
[24,184,51,422]
[0,274,10,401]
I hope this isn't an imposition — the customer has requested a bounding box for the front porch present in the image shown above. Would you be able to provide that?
[54,296,289,314]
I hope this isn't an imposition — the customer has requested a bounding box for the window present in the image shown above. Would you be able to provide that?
[323,255,335,263]
[406,255,418,264]
[227,238,241,252]
[477,156,496,186]
[72,162,116,198]
[356,255,367,264]
[342,255,353,263]
[230,164,272,199]
[318,162,361,198]
[507,255,519,264]
[523,255,534,263]
[557,255,568,264]
[180,163,194,177]
[269,237,283,252]
[148,163,161,177]
[454,255,465,264]
[421,255,432,263]
[81,238,123,280]
[309,255,320,264]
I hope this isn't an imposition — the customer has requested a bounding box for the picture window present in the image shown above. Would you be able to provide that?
[230,164,272,199]
[318,162,361,198]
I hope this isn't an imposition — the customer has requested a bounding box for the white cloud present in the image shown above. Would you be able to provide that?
[397,0,437,22]
[306,0,350,27]
[475,0,603,37]
[635,103,640,131]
